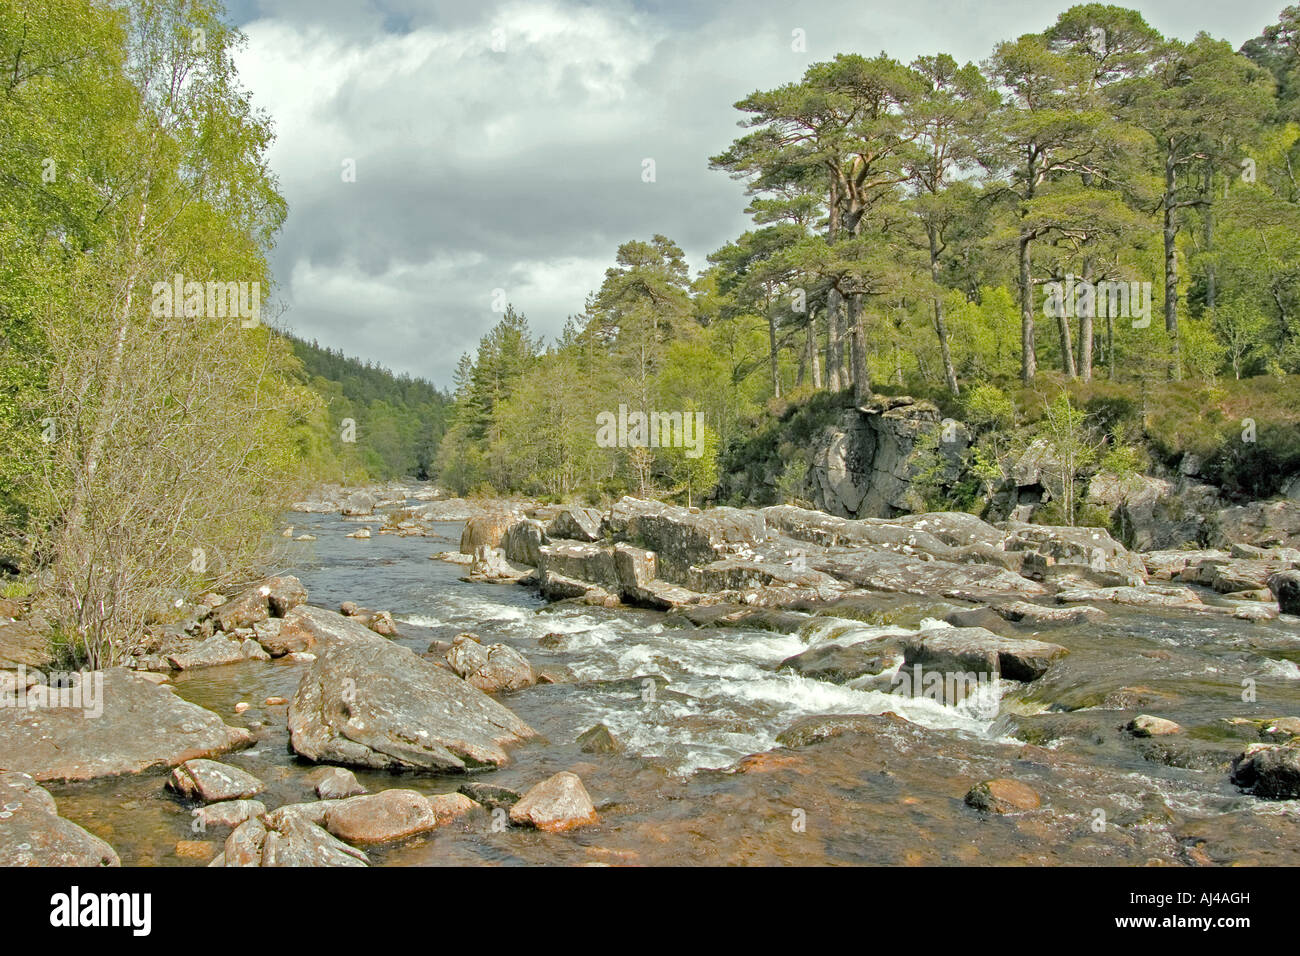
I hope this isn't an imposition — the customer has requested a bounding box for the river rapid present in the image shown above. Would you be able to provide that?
[48,506,1300,866]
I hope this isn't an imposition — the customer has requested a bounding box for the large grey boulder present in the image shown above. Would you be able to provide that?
[1231,742,1300,799]
[546,507,603,542]
[625,505,766,582]
[1001,520,1146,584]
[503,518,548,566]
[459,512,521,554]
[0,772,119,866]
[215,815,368,867]
[288,619,537,772]
[444,635,535,693]
[812,550,1046,601]
[537,542,620,593]
[0,669,250,782]
[901,626,1068,682]
[167,759,265,802]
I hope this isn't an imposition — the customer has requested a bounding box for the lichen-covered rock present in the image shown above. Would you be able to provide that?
[459,512,520,554]
[0,772,119,866]
[313,766,367,800]
[0,669,250,782]
[503,518,548,566]
[509,772,598,832]
[1230,742,1300,799]
[288,618,537,772]
[167,759,265,802]
[322,789,471,845]
[444,636,534,693]
[547,507,603,542]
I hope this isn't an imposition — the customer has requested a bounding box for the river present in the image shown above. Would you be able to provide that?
[47,505,1300,865]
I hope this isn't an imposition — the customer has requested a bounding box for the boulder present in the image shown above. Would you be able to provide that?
[994,601,1105,626]
[778,642,895,684]
[444,636,534,693]
[625,505,766,582]
[263,576,308,617]
[167,634,269,670]
[1230,742,1300,799]
[503,519,548,567]
[212,588,271,632]
[167,759,265,802]
[774,714,894,748]
[0,772,119,866]
[0,669,250,782]
[1269,571,1300,615]
[458,781,521,809]
[537,542,620,593]
[902,626,1067,682]
[323,789,475,844]
[1001,521,1146,584]
[313,767,367,800]
[547,508,603,542]
[1055,585,1207,612]
[288,621,537,771]
[1126,715,1182,738]
[964,778,1041,813]
[577,723,622,754]
[217,815,368,867]
[341,491,377,516]
[613,543,657,593]
[459,513,520,554]
[812,551,1046,601]
[192,799,265,830]
[509,772,598,831]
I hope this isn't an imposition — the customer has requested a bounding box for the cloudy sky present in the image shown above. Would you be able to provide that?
[227,0,1284,389]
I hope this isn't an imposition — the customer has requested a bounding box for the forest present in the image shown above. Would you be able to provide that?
[438,4,1300,507]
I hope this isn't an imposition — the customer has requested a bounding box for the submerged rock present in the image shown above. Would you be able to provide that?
[509,772,598,832]
[778,642,896,684]
[0,772,119,866]
[0,669,250,782]
[287,611,537,771]
[313,766,367,800]
[577,723,622,754]
[964,778,1041,813]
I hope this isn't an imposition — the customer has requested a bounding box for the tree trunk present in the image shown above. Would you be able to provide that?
[1163,153,1182,380]
[767,310,781,398]
[929,233,958,396]
[807,309,822,388]
[848,292,870,403]
[1079,262,1093,383]
[1018,235,1036,383]
[827,286,845,391]
[1058,289,1077,379]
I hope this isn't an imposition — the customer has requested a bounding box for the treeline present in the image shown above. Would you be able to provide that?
[287,336,451,481]
[441,4,1300,505]
[0,0,329,665]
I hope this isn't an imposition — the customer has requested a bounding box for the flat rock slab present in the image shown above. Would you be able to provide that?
[288,613,538,771]
[192,799,265,830]
[168,634,269,669]
[509,771,598,831]
[0,669,250,782]
[0,772,119,866]
[902,626,1068,682]
[168,759,265,802]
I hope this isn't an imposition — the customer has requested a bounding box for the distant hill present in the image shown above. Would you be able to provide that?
[286,334,451,480]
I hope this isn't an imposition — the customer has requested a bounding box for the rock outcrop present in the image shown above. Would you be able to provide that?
[0,669,250,782]
[0,772,119,866]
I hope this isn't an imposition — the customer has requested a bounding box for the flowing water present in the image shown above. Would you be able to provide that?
[47,506,1300,866]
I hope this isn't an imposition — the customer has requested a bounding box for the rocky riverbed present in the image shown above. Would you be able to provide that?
[3,481,1300,866]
